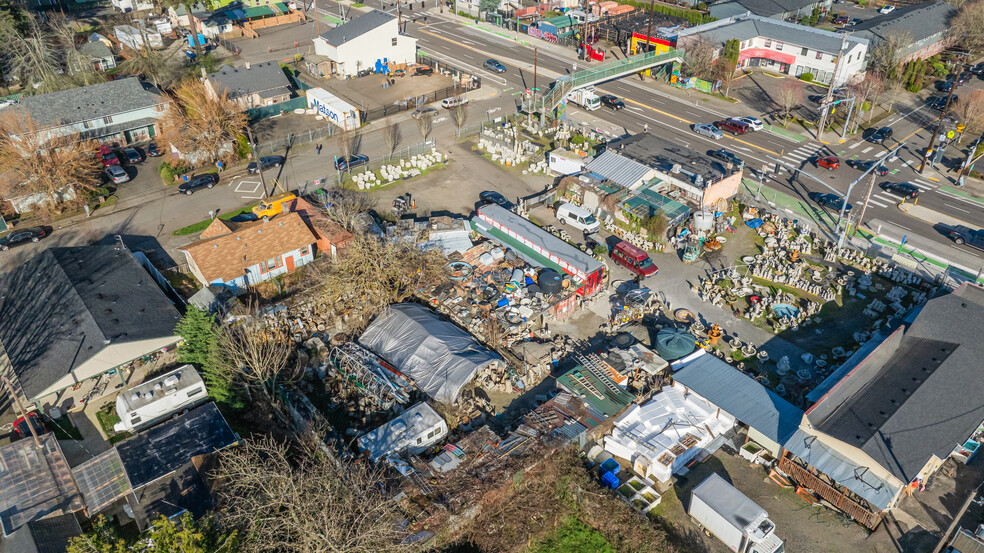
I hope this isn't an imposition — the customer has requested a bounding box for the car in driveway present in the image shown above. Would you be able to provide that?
[847,159,888,175]
[334,154,369,171]
[833,15,849,24]
[247,155,285,174]
[867,126,894,144]
[815,156,840,170]
[0,226,49,250]
[123,148,142,164]
[714,119,749,135]
[105,165,130,184]
[411,107,438,119]
[178,173,219,194]
[600,94,625,110]
[812,192,852,211]
[937,79,954,93]
[147,142,163,157]
[948,225,984,249]
[693,123,723,139]
[98,146,120,167]
[881,182,919,198]
[878,5,895,13]
[709,149,744,168]
[479,190,512,208]
[972,63,984,76]
[732,116,763,131]
[483,59,506,73]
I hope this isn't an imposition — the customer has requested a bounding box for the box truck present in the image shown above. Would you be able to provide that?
[689,474,784,553]
[113,365,208,433]
[568,87,601,111]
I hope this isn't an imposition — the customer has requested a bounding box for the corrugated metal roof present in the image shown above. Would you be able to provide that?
[585,150,653,189]
[673,354,803,446]
[783,428,900,510]
[556,366,634,421]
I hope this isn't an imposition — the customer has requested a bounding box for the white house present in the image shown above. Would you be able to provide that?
[180,212,317,290]
[676,14,869,86]
[115,22,164,50]
[312,10,417,78]
[112,0,154,12]
[357,402,448,462]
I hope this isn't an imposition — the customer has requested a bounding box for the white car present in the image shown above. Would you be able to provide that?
[441,97,468,108]
[694,123,723,140]
[878,5,895,13]
[734,116,764,131]
[105,165,129,184]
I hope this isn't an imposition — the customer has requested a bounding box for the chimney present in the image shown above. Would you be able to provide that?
[245,61,251,70]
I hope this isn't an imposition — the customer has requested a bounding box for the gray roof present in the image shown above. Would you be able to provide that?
[318,10,394,47]
[604,133,740,188]
[678,13,869,54]
[707,0,818,18]
[16,77,164,130]
[806,284,984,483]
[585,149,653,189]
[673,353,804,447]
[0,434,82,536]
[849,1,956,47]
[0,513,82,553]
[79,40,113,60]
[950,528,984,553]
[691,473,768,532]
[207,62,293,101]
[0,246,182,400]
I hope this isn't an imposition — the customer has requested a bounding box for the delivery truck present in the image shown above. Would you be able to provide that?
[567,87,601,111]
[689,474,784,553]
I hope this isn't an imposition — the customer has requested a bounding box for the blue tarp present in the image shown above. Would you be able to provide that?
[746,218,763,229]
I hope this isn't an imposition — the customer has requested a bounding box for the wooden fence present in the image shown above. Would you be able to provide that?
[778,456,882,529]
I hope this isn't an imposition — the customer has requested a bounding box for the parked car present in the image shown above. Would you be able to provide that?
[479,190,511,208]
[13,413,46,438]
[411,107,438,119]
[693,123,723,139]
[709,149,744,168]
[247,155,285,174]
[555,202,600,233]
[972,62,984,76]
[833,15,849,24]
[334,154,369,171]
[846,159,888,175]
[808,94,828,105]
[930,95,958,110]
[881,182,919,198]
[441,96,468,108]
[483,59,506,73]
[0,226,48,250]
[611,240,657,278]
[600,94,625,110]
[124,148,142,164]
[868,126,894,144]
[105,165,130,184]
[713,119,749,135]
[147,142,163,157]
[937,79,954,93]
[98,146,120,167]
[948,225,984,249]
[957,71,973,85]
[413,65,434,76]
[813,192,852,211]
[178,173,219,194]
[815,156,840,170]
[878,5,895,14]
[849,17,863,25]
[733,116,763,131]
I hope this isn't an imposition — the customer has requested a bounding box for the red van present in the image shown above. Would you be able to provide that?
[713,119,749,135]
[611,241,658,278]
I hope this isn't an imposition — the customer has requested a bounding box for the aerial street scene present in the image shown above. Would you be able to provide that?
[3,0,984,550]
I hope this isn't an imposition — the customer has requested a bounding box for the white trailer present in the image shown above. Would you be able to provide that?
[113,364,208,433]
[689,473,784,553]
[568,87,601,111]
[306,88,361,131]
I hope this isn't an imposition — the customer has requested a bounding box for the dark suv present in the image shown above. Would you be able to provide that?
[178,173,219,195]
[247,155,285,174]
[949,225,984,249]
[709,149,744,168]
[713,119,749,135]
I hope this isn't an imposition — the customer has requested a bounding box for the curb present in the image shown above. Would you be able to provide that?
[938,184,984,205]
[765,124,807,142]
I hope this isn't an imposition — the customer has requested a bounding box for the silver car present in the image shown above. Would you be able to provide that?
[105,165,129,184]
[694,123,723,140]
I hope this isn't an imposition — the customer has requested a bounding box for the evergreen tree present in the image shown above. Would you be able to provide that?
[174,307,243,408]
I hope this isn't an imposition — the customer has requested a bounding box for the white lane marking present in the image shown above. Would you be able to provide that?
[849,142,861,149]
[862,146,874,154]
[888,156,899,162]
[946,203,972,214]
[910,181,934,191]
[895,223,912,231]
[866,197,890,208]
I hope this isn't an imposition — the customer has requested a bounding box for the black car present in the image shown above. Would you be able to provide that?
[972,63,984,76]
[938,79,954,92]
[850,17,863,25]
[124,148,142,164]
[229,213,259,223]
[600,94,624,110]
[0,227,48,250]
[930,95,958,110]
[868,126,893,144]
[709,148,744,168]
[335,154,369,171]
[177,173,219,195]
[949,225,984,249]
[247,155,285,174]
[846,159,888,175]
[808,94,827,105]
[147,142,163,157]
[958,71,973,85]
[479,190,512,208]
[881,182,919,198]
[812,192,853,211]
[483,59,506,73]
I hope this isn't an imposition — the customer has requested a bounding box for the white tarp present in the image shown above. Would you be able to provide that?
[359,303,499,403]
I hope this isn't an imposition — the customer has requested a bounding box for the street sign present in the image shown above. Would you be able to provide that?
[947,130,956,140]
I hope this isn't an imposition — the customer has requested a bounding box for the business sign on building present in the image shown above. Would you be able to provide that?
[306,88,360,131]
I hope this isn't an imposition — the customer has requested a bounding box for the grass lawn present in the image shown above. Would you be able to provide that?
[529,517,615,553]
[172,202,260,236]
[95,405,133,444]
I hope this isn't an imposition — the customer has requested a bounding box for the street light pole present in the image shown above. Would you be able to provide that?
[919,78,959,174]
[852,167,879,238]
[245,125,269,198]
[817,34,848,143]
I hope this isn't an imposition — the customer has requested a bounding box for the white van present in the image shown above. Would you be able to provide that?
[441,96,468,108]
[556,202,600,233]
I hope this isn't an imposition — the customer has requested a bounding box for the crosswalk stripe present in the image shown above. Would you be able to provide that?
[866,197,891,207]
[911,181,934,191]
[862,146,874,154]
[888,156,899,162]
[875,150,888,158]
[849,142,861,149]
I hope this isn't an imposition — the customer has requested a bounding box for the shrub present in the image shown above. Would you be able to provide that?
[799,73,814,82]
[857,0,866,6]
[593,245,609,256]
[861,101,871,112]
[697,1,707,9]
[931,62,947,76]
[234,134,251,160]
[159,161,189,183]
[907,83,921,93]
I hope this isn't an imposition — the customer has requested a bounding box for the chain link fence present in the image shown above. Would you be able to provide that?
[252,126,338,157]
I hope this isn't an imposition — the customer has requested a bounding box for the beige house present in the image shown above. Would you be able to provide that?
[204,61,294,110]
[0,245,182,411]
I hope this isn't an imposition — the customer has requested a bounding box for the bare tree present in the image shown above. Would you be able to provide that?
[214,437,415,553]
[117,45,181,88]
[315,188,374,231]
[774,80,803,126]
[415,113,432,141]
[1,18,69,93]
[680,36,715,80]
[868,29,914,78]
[881,78,906,113]
[957,88,984,134]
[849,72,885,130]
[382,119,401,155]
[451,102,468,131]
[954,1,984,54]
[159,79,247,168]
[0,111,101,215]
[211,313,298,402]
[50,17,104,86]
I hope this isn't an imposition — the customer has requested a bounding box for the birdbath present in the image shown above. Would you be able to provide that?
[777,356,791,376]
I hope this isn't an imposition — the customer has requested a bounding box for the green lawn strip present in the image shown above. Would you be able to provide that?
[172,202,260,236]
[95,406,133,444]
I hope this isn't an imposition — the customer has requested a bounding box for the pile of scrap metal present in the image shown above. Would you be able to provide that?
[326,343,415,411]
[423,241,580,348]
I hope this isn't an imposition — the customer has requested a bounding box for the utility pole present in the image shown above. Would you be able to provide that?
[3,376,41,449]
[643,0,655,56]
[852,166,879,237]
[533,47,538,96]
[245,125,270,198]
[313,0,320,35]
[919,74,961,173]
[817,33,848,143]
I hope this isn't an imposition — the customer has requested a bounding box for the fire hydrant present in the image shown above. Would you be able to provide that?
[707,324,723,346]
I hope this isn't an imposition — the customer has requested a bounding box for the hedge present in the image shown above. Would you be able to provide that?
[799,73,814,82]
[619,0,715,25]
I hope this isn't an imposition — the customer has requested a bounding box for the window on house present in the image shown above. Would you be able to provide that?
[816,51,822,60]
[103,116,113,124]
[130,416,141,424]
[764,39,772,48]
[392,37,398,46]
[775,42,783,51]
[261,256,282,273]
[300,245,309,256]
[83,120,95,129]
[801,47,808,56]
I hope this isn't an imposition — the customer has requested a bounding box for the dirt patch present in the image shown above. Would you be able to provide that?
[322,72,457,110]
